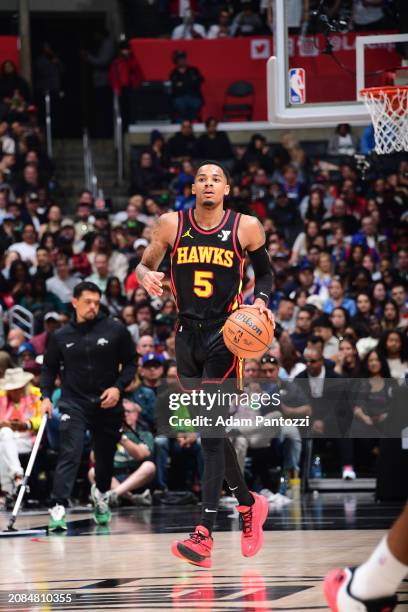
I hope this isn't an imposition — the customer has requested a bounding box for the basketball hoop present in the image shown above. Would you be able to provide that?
[360,86,408,155]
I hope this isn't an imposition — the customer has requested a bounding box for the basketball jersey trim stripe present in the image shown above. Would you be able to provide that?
[170,210,184,257]
[232,212,243,262]
[188,207,231,235]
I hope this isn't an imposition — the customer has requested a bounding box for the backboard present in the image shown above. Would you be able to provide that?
[267,0,408,128]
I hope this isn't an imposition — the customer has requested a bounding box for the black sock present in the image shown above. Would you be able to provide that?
[224,438,254,507]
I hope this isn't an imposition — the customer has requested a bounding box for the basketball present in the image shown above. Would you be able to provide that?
[223,306,273,359]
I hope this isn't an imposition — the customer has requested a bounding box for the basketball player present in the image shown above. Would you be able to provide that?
[136,161,274,568]
[324,501,408,611]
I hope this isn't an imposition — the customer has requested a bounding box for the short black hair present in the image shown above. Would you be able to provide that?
[73,281,102,299]
[308,334,324,347]
[196,160,230,184]
[312,316,334,331]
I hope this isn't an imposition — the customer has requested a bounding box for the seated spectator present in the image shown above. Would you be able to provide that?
[169,51,203,121]
[121,305,139,344]
[296,347,355,478]
[149,130,169,169]
[74,201,94,239]
[290,220,321,265]
[207,9,232,38]
[351,291,374,338]
[87,235,128,283]
[136,335,155,357]
[0,367,41,499]
[334,337,361,377]
[269,191,302,245]
[328,123,358,157]
[356,314,382,359]
[31,311,62,356]
[86,252,111,293]
[230,357,307,494]
[275,297,296,333]
[18,275,63,327]
[351,215,386,262]
[390,282,408,319]
[13,163,42,198]
[290,307,313,354]
[7,259,31,303]
[377,330,408,381]
[175,183,195,211]
[381,299,407,331]
[5,328,25,360]
[231,2,263,36]
[154,363,202,492]
[351,349,396,438]
[171,9,206,39]
[314,251,334,300]
[88,399,155,506]
[139,352,165,394]
[197,117,234,162]
[46,253,79,304]
[0,60,30,110]
[280,164,305,204]
[9,223,38,264]
[329,306,350,338]
[39,205,62,238]
[312,316,340,360]
[323,278,357,317]
[131,151,165,196]
[168,120,198,160]
[101,276,127,318]
[303,188,327,224]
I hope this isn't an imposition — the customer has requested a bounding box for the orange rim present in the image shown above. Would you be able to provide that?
[360,86,408,98]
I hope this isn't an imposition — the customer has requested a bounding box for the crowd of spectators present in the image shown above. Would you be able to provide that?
[0,49,407,509]
[123,0,402,39]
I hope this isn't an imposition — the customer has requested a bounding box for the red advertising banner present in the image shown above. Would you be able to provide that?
[0,36,19,70]
[131,31,400,121]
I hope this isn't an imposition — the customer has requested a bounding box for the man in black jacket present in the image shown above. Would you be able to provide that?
[40,281,137,530]
[295,347,355,480]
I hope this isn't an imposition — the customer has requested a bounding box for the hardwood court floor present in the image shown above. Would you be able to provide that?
[0,494,407,611]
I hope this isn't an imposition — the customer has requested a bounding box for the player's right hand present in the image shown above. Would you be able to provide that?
[142,271,165,296]
[41,398,53,418]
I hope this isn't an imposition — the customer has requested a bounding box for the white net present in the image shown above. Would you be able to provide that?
[361,87,408,155]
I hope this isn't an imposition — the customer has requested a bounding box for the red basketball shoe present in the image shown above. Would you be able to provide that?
[171,525,213,569]
[324,567,398,612]
[237,492,269,557]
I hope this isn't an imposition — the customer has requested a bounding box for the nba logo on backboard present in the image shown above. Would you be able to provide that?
[289,68,306,104]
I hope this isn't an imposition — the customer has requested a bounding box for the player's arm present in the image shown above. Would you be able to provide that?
[136,212,178,297]
[238,215,274,323]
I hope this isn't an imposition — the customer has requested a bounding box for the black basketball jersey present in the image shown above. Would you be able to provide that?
[170,208,244,321]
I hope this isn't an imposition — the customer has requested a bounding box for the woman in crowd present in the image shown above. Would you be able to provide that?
[377,330,408,381]
[330,306,350,339]
[101,276,127,318]
[381,299,406,331]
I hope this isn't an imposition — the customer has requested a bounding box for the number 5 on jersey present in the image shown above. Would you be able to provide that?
[193,270,214,298]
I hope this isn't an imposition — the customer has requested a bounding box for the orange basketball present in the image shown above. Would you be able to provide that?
[223,306,273,359]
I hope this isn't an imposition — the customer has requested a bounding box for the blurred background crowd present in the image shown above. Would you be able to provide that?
[0,0,407,511]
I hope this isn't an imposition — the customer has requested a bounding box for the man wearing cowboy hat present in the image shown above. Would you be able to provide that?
[0,367,41,502]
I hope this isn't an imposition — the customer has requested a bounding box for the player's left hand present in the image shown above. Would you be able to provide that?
[240,299,275,327]
[100,387,120,408]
